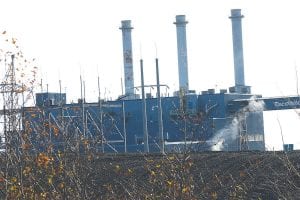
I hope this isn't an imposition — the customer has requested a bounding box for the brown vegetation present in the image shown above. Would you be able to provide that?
[1,151,300,199]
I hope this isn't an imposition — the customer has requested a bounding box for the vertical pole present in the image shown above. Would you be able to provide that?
[80,75,83,102]
[19,70,26,195]
[59,80,62,105]
[48,113,52,149]
[59,80,63,119]
[10,55,15,138]
[121,77,124,96]
[80,76,85,137]
[46,84,49,106]
[21,83,25,145]
[59,80,63,153]
[4,105,7,199]
[83,80,86,138]
[98,76,104,153]
[122,101,127,152]
[83,81,86,103]
[140,59,149,153]
[155,58,164,153]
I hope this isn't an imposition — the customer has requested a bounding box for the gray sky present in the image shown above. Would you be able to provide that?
[1,0,300,150]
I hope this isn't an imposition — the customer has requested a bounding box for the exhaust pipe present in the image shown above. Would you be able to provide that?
[174,15,189,93]
[230,9,245,87]
[120,20,135,96]
[229,9,250,94]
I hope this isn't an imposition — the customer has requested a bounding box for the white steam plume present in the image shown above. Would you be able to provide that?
[245,96,265,112]
[210,117,239,151]
[210,96,265,151]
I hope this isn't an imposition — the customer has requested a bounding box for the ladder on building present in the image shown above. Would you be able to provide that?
[239,114,249,151]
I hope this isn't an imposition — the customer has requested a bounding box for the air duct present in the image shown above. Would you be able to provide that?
[120,20,135,96]
[174,15,189,93]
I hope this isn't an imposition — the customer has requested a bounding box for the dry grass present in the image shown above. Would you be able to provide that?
[1,150,300,199]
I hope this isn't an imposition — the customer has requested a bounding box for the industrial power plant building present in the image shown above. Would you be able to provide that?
[13,9,300,153]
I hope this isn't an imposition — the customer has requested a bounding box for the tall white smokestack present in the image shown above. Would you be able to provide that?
[174,15,189,93]
[230,9,245,87]
[120,20,134,96]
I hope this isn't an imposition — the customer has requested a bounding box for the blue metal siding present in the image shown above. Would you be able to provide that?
[23,92,269,152]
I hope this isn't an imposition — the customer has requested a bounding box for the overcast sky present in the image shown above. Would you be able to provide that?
[1,0,300,150]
